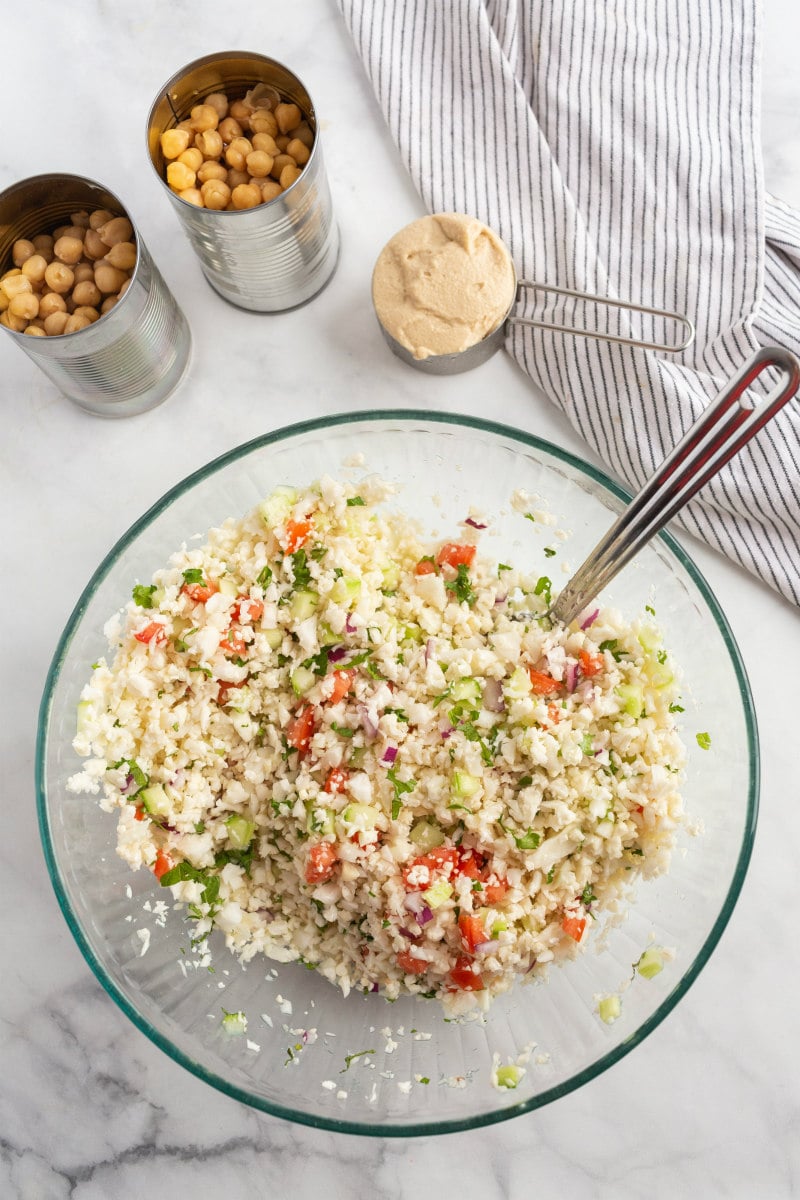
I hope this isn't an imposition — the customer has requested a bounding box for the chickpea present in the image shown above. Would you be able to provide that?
[9,292,39,321]
[200,179,231,211]
[89,209,116,230]
[100,295,119,314]
[98,216,133,246]
[60,225,89,242]
[1,273,33,299]
[178,188,204,206]
[177,119,196,134]
[261,179,283,203]
[270,153,296,180]
[43,310,70,336]
[94,262,128,294]
[204,92,229,120]
[249,108,278,137]
[275,102,302,134]
[72,280,102,308]
[197,160,228,183]
[72,305,100,323]
[190,103,219,133]
[54,235,85,265]
[217,116,243,143]
[226,168,250,190]
[167,160,196,191]
[72,262,95,285]
[229,99,251,123]
[24,324,46,336]
[83,229,108,260]
[44,262,74,294]
[39,292,67,318]
[231,183,262,210]
[245,150,273,178]
[225,136,253,172]
[178,147,204,173]
[275,135,290,153]
[286,137,310,165]
[290,121,314,149]
[161,128,191,160]
[252,132,279,157]
[280,164,303,189]
[1,310,28,332]
[195,129,223,160]
[21,254,48,285]
[52,224,70,240]
[12,238,35,267]
[70,210,91,228]
[118,278,132,297]
[32,233,54,259]
[64,313,92,334]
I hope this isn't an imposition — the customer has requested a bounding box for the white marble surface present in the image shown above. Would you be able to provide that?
[2,2,799,1196]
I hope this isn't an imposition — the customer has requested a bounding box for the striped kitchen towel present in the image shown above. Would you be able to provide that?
[339,0,800,605]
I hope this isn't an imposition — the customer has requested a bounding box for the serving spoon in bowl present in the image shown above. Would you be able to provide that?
[548,346,800,627]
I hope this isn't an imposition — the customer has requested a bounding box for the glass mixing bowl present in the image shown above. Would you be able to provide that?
[37,412,757,1134]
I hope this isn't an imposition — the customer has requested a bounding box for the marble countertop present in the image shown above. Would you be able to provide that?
[2,2,799,1196]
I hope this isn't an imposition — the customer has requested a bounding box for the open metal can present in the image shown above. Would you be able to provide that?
[0,173,191,417]
[146,51,340,313]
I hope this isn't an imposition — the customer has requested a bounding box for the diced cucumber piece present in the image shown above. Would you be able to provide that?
[491,917,508,937]
[331,577,361,607]
[504,666,533,701]
[401,623,423,645]
[348,745,367,768]
[637,624,661,654]
[259,486,297,529]
[409,820,445,852]
[451,770,480,800]
[291,666,316,696]
[290,590,318,621]
[645,659,674,689]
[139,784,171,818]
[495,1064,523,1089]
[318,621,340,646]
[221,1009,247,1035]
[598,994,621,1024]
[225,814,255,849]
[636,947,665,979]
[218,577,239,598]
[76,699,93,735]
[422,878,453,909]
[451,677,481,703]
[381,562,400,592]
[616,683,643,716]
[263,628,283,650]
[306,801,336,836]
[340,802,380,832]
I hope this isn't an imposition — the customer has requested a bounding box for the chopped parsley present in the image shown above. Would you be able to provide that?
[544,546,556,558]
[330,721,355,738]
[289,548,311,590]
[445,563,477,606]
[340,1049,375,1073]
[581,884,597,907]
[696,731,712,750]
[533,575,552,606]
[303,648,330,676]
[256,564,273,589]
[132,583,157,608]
[546,866,556,884]
[669,702,685,713]
[384,707,408,723]
[645,604,656,616]
[346,496,366,506]
[310,544,328,561]
[387,766,416,820]
[181,567,204,585]
[514,828,541,850]
[599,638,623,662]
[497,563,512,574]
[523,512,537,523]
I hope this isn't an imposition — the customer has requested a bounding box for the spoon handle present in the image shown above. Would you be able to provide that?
[549,346,800,627]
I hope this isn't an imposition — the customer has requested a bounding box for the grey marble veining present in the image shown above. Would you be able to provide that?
[2,1,799,1197]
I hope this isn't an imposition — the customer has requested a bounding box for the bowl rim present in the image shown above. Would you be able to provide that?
[36,408,759,1136]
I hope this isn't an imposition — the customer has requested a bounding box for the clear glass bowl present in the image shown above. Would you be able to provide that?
[37,412,757,1134]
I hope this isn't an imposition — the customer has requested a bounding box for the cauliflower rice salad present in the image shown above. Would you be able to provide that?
[71,474,686,1014]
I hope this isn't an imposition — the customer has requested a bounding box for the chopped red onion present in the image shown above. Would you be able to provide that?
[327,645,348,662]
[464,517,487,529]
[120,773,136,796]
[525,957,538,975]
[494,594,507,606]
[345,614,357,634]
[370,982,380,993]
[440,727,452,740]
[418,906,434,925]
[580,608,600,630]
[474,940,496,955]
[404,892,425,914]
[381,745,398,765]
[398,927,419,940]
[359,705,379,739]
[482,679,505,713]
[565,662,579,692]
[425,638,435,664]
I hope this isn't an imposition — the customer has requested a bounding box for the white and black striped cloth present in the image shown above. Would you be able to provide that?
[340,0,800,605]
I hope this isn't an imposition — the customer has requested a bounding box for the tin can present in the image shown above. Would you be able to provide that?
[0,174,191,417]
[146,51,340,312]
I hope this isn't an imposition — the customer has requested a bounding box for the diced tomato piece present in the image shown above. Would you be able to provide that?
[402,846,459,890]
[305,840,338,884]
[397,949,428,975]
[458,912,488,953]
[324,766,349,794]
[562,914,586,942]
[134,621,167,646]
[579,649,604,677]
[483,877,509,905]
[134,804,145,822]
[231,595,264,624]
[634,803,644,814]
[327,668,356,705]
[152,849,173,880]
[285,518,312,553]
[220,628,247,657]
[436,542,476,569]
[528,668,561,696]
[181,580,219,604]
[414,558,437,576]
[547,702,561,725]
[287,704,316,755]
[449,955,485,991]
[457,848,486,880]
[217,679,245,705]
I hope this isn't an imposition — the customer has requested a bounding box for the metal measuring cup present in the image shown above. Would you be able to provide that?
[0,173,191,417]
[372,215,694,374]
[146,51,339,313]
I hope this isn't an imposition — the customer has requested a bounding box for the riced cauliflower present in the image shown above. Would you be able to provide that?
[70,475,686,1013]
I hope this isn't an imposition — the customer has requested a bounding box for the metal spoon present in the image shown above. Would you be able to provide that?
[548,346,800,627]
